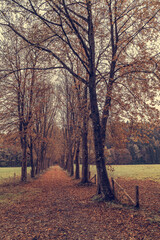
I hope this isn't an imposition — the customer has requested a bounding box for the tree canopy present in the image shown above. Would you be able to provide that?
[0,0,159,200]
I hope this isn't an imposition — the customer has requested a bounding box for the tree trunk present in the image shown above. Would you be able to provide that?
[87,0,114,200]
[21,132,27,182]
[81,128,89,183]
[40,142,46,171]
[81,86,89,183]
[29,137,35,178]
[67,152,71,173]
[75,139,80,179]
[64,153,69,170]
[70,150,74,177]
[35,157,40,175]
[89,82,114,200]
[60,154,65,168]
[35,145,41,175]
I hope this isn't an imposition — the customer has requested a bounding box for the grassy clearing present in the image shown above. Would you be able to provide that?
[0,167,31,184]
[1,164,160,185]
[79,164,160,181]
[0,167,41,205]
[106,164,160,181]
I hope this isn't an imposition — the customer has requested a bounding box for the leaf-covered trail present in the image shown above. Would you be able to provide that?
[0,166,160,240]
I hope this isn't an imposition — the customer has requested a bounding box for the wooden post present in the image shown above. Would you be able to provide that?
[135,186,139,208]
[14,173,16,184]
[89,171,91,179]
[95,174,96,184]
[111,178,115,195]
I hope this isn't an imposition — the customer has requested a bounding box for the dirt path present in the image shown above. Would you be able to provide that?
[0,166,160,240]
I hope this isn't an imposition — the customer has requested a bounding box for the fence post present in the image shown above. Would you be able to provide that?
[135,186,140,208]
[95,174,96,184]
[111,178,115,195]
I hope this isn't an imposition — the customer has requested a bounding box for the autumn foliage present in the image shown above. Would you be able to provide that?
[0,1,159,201]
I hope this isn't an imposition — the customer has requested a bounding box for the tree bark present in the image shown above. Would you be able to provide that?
[29,137,35,178]
[89,81,114,200]
[40,141,46,171]
[75,139,80,179]
[87,1,114,200]
[35,156,40,175]
[70,147,74,177]
[21,129,27,182]
[81,85,89,183]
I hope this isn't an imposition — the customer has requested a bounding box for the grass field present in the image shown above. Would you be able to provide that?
[78,164,160,182]
[0,164,160,184]
[0,167,31,184]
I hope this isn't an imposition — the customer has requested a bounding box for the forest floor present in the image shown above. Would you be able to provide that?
[0,165,160,240]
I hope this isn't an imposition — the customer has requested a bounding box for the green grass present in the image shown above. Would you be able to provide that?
[0,167,31,184]
[1,164,160,184]
[78,164,160,181]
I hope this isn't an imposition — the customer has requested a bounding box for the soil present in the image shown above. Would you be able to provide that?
[0,165,160,240]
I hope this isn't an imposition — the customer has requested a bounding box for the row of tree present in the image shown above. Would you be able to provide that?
[0,0,160,201]
[0,32,60,180]
[1,121,159,167]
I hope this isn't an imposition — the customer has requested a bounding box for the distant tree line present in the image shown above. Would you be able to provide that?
[0,148,26,167]
[128,126,160,165]
[82,123,160,165]
[0,148,21,167]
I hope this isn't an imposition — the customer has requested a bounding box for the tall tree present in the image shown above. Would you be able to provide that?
[0,30,57,180]
[1,0,159,199]
[58,67,90,182]
[0,33,40,181]
[33,79,57,174]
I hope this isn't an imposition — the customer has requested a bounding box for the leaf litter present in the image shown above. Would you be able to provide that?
[0,166,159,240]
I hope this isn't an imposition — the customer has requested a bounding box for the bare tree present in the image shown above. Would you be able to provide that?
[0,32,41,181]
[1,0,159,199]
[0,30,57,181]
